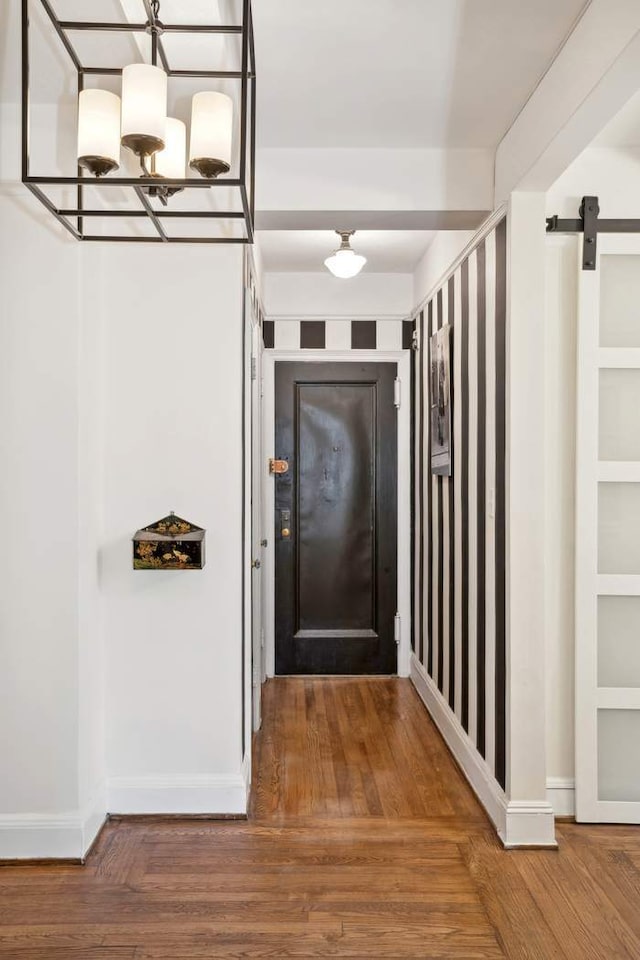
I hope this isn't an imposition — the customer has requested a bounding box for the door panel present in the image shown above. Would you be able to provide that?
[275,362,397,675]
[298,383,375,633]
[575,236,640,823]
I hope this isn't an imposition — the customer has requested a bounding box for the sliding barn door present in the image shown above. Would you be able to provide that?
[575,235,640,823]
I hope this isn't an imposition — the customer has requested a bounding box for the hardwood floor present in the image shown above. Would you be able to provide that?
[2,677,640,958]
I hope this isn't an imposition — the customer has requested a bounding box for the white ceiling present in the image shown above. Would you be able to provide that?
[257,230,436,274]
[595,89,640,148]
[6,0,590,150]
[2,0,598,277]
[252,0,589,149]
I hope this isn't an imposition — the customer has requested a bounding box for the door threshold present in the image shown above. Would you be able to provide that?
[273,674,399,679]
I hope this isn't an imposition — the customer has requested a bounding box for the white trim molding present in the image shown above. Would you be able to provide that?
[410,654,557,848]
[502,801,558,848]
[106,773,248,816]
[410,655,506,834]
[242,752,252,799]
[413,204,508,319]
[546,777,576,818]
[266,314,408,323]
[0,794,107,861]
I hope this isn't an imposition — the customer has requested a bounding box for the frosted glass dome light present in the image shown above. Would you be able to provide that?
[77,89,121,177]
[324,230,367,279]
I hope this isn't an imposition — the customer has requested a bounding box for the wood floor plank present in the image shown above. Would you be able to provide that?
[566,830,640,942]
[512,845,640,960]
[0,950,136,960]
[131,951,497,960]
[3,678,640,959]
[321,681,363,818]
[462,833,571,960]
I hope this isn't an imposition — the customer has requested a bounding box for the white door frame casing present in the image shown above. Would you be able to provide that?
[262,349,412,679]
[250,322,264,733]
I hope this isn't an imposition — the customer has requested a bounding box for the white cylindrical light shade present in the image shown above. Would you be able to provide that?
[77,89,121,166]
[121,63,167,149]
[324,249,367,279]
[154,118,186,179]
[189,92,233,169]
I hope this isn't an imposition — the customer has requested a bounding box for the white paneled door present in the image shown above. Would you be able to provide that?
[576,236,640,823]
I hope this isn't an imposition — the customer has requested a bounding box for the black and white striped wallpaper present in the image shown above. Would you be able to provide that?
[412,218,507,790]
[262,319,414,351]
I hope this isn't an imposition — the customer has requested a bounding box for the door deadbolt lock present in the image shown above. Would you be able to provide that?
[269,458,289,475]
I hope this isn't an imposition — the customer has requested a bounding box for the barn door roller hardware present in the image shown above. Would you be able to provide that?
[546,196,640,271]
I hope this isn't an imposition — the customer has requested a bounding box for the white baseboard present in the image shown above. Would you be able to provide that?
[106,773,249,816]
[1,768,249,859]
[0,815,86,861]
[546,777,575,817]
[410,654,557,848]
[82,792,108,856]
[242,752,251,795]
[1,771,248,859]
[501,801,557,847]
[0,792,107,861]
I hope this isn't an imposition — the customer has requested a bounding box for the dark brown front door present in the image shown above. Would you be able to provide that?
[275,362,397,675]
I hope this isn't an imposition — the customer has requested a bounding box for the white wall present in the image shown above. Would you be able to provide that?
[97,243,247,814]
[0,202,248,857]
[0,0,106,859]
[77,244,108,845]
[1,0,249,842]
[0,186,97,857]
[547,147,640,218]
[264,271,412,319]
[0,226,249,841]
[0,196,80,817]
[544,146,640,811]
[412,231,475,307]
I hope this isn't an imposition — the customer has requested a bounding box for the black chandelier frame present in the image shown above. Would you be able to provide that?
[21,0,256,244]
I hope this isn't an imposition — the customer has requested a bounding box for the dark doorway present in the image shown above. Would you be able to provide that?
[275,361,398,675]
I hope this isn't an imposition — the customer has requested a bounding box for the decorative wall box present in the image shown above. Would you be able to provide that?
[133,513,205,570]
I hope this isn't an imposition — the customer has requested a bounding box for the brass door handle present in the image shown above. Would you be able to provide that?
[281,528,290,538]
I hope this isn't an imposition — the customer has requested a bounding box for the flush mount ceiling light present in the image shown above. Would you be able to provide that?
[324,230,367,278]
[21,0,255,243]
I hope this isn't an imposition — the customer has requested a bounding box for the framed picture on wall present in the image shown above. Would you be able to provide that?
[430,324,452,476]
